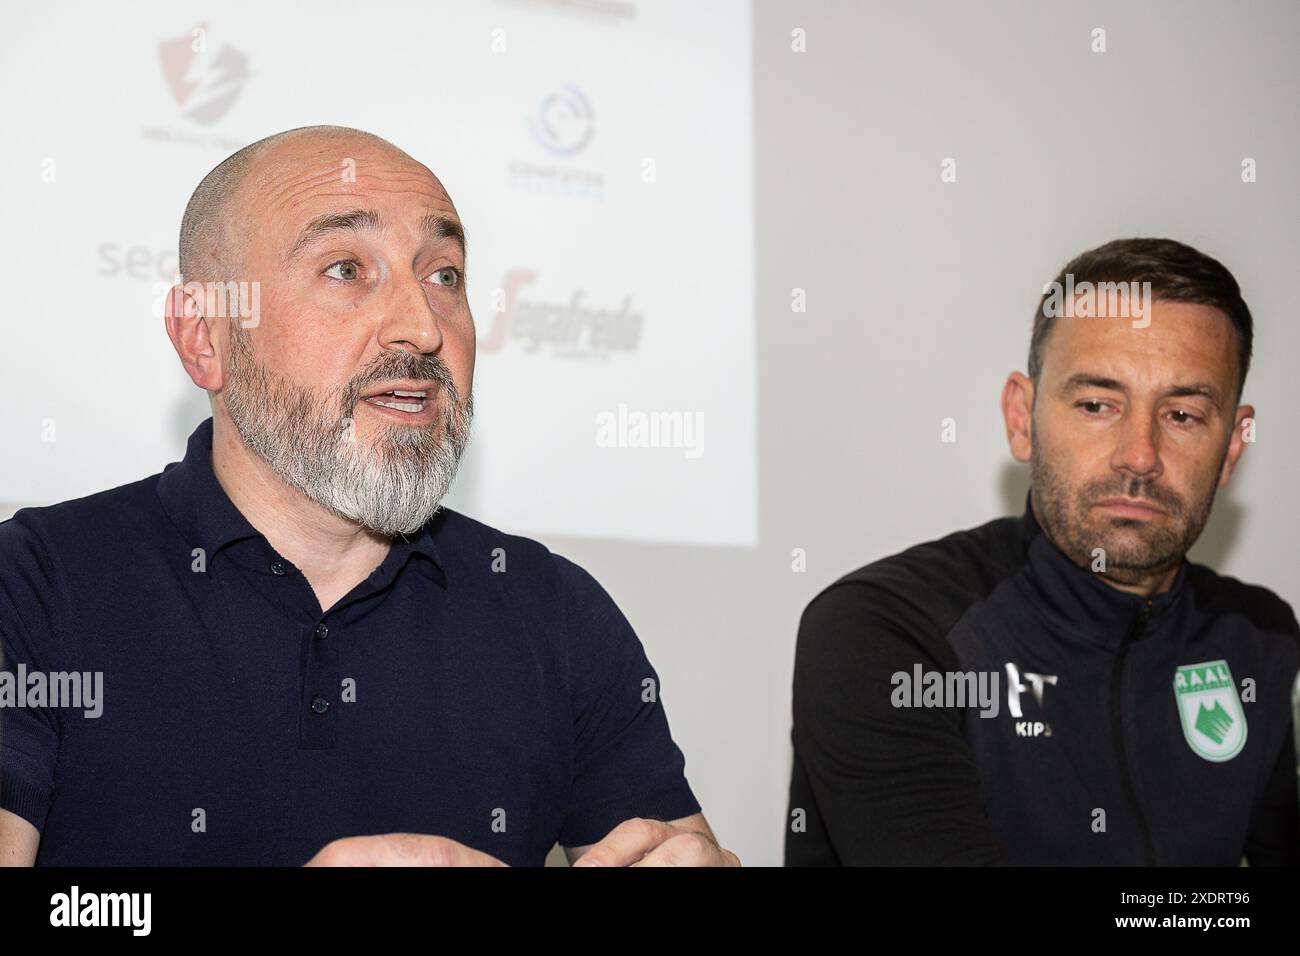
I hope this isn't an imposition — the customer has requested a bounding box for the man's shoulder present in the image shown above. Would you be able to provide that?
[429,507,602,594]
[0,474,164,558]
[1185,561,1300,643]
[0,476,166,637]
[801,513,1027,645]
[430,506,561,564]
[829,513,1025,597]
[429,509,630,652]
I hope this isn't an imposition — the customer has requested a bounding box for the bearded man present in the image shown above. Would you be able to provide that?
[786,237,1300,866]
[0,126,736,868]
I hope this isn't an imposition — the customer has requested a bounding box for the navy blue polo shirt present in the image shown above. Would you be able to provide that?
[0,417,700,865]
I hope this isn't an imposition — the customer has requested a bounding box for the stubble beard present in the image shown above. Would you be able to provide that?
[1029,429,1222,586]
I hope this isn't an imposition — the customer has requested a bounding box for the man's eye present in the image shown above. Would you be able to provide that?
[323,260,361,281]
[427,267,460,288]
[1168,408,1203,426]
[1078,400,1112,415]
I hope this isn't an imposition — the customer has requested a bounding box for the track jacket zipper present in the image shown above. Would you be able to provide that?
[1111,598,1156,865]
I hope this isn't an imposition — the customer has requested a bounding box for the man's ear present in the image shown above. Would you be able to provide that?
[1001,371,1035,463]
[165,283,223,391]
[1218,404,1256,487]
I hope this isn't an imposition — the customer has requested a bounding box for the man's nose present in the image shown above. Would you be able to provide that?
[1110,411,1162,480]
[378,273,445,355]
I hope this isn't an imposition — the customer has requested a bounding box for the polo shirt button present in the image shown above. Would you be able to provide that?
[270,561,286,576]
[315,623,329,639]
[311,696,330,715]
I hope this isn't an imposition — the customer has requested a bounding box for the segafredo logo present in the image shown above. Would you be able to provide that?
[480,269,643,359]
[1174,660,1247,762]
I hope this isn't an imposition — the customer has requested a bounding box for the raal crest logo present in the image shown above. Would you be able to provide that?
[1174,660,1247,762]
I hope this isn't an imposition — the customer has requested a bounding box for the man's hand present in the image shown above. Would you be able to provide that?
[570,817,741,867]
[304,833,508,867]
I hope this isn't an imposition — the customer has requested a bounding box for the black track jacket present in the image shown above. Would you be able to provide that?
[786,496,1300,865]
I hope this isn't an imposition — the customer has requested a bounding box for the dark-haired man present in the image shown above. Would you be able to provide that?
[787,237,1299,865]
[0,126,737,867]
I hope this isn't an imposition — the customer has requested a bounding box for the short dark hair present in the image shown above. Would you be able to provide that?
[1028,237,1254,401]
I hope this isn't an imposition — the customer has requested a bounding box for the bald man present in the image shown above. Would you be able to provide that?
[0,126,736,867]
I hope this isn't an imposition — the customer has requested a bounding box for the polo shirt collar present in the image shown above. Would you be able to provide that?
[157,417,448,588]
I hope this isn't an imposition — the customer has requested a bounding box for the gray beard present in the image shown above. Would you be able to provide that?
[221,327,472,536]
